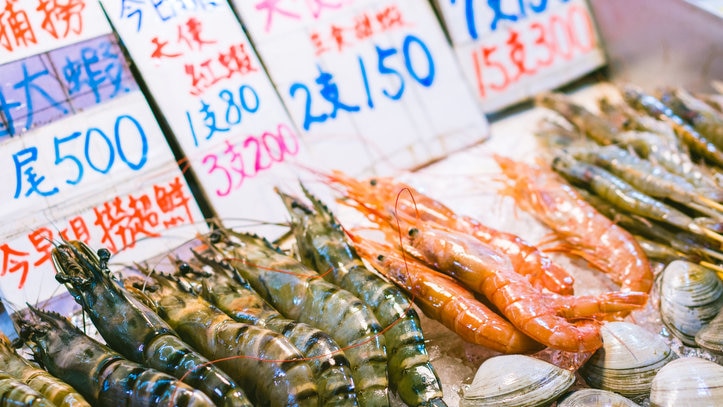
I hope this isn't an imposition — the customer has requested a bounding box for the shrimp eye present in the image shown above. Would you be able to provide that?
[179,263,193,274]
[97,248,111,263]
[209,230,222,244]
[377,255,384,261]
[408,228,419,237]
[370,179,377,186]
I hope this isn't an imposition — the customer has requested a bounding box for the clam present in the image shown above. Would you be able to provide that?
[650,357,723,406]
[659,260,723,346]
[696,308,723,354]
[460,354,574,407]
[579,321,676,402]
[556,389,641,406]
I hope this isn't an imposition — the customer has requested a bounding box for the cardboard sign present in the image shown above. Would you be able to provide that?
[231,0,490,175]
[433,0,606,112]
[0,91,205,308]
[0,0,111,64]
[99,0,315,236]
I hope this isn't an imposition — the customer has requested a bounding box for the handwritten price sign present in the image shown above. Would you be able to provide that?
[100,0,311,235]
[434,0,606,112]
[0,0,111,64]
[0,91,205,307]
[231,0,489,175]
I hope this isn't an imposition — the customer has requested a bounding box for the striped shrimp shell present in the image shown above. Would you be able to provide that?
[276,185,446,407]
[206,229,391,407]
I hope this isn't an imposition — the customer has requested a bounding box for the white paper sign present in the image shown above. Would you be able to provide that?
[0,92,205,308]
[232,0,490,175]
[99,0,315,235]
[0,0,111,64]
[433,0,606,112]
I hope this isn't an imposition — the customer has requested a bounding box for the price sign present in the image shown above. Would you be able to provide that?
[433,0,606,112]
[231,0,489,175]
[0,92,205,308]
[99,0,313,234]
[0,0,112,64]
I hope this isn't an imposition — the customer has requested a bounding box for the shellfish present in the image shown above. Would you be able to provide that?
[650,357,723,406]
[557,389,641,407]
[460,354,575,407]
[579,321,676,402]
[659,260,723,346]
[696,309,723,355]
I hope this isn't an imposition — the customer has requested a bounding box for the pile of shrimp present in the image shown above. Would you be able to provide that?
[5,184,455,407]
[533,84,723,278]
[317,169,652,356]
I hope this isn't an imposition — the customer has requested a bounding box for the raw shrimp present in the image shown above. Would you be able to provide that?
[15,305,215,407]
[51,241,252,407]
[494,155,654,294]
[0,333,91,407]
[276,184,445,407]
[176,259,358,407]
[350,235,544,354]
[535,92,620,145]
[320,170,575,295]
[123,270,319,407]
[205,229,390,407]
[622,85,723,167]
[551,153,723,245]
[0,371,56,407]
[659,88,723,150]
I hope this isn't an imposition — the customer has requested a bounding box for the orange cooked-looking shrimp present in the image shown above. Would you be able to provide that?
[350,235,544,354]
[404,224,613,353]
[493,155,654,294]
[322,170,576,295]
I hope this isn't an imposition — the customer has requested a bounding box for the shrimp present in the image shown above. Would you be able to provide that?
[493,155,654,294]
[123,269,319,407]
[0,371,56,407]
[14,305,215,407]
[402,225,605,353]
[50,241,252,407]
[0,333,91,407]
[622,85,723,167]
[178,257,358,407]
[320,170,575,295]
[275,184,445,407]
[535,92,620,145]
[659,88,723,150]
[551,153,723,245]
[571,144,723,214]
[204,228,390,407]
[349,235,544,354]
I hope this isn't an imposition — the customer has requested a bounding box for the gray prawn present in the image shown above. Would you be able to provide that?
[204,228,390,407]
[0,332,90,407]
[275,184,446,407]
[14,305,215,407]
[659,88,723,150]
[51,241,252,407]
[181,256,359,407]
[123,268,319,407]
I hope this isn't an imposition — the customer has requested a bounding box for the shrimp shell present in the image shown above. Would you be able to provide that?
[50,241,252,407]
[276,184,446,407]
[494,155,654,294]
[123,270,319,407]
[206,229,391,407]
[15,305,215,407]
[0,333,91,407]
[178,259,358,407]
